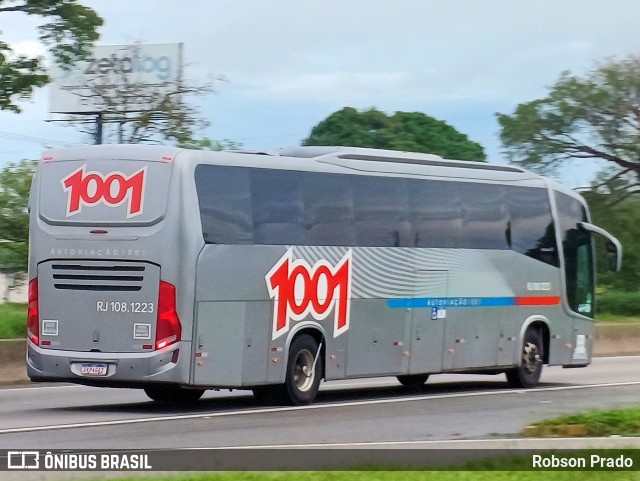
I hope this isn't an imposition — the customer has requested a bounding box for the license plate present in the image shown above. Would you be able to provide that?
[80,363,108,376]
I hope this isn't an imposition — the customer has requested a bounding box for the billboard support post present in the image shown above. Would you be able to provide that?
[94,112,103,145]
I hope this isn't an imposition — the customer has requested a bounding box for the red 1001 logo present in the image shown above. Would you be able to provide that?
[61,165,146,217]
[266,249,352,340]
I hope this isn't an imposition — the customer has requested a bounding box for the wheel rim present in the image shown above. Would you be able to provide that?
[293,348,315,392]
[522,341,541,374]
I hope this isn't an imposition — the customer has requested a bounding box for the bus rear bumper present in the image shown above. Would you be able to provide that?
[26,341,191,387]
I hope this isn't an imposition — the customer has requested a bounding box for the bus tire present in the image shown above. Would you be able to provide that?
[397,374,429,389]
[252,334,323,406]
[506,328,544,388]
[284,334,323,405]
[144,385,205,406]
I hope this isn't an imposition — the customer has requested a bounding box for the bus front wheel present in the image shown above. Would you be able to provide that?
[506,328,543,388]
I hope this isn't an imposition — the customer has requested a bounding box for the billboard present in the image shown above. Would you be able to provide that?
[48,43,183,114]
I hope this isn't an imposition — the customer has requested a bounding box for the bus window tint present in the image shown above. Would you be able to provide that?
[409,179,462,248]
[195,165,559,261]
[303,173,355,246]
[508,186,558,267]
[352,176,412,247]
[195,165,253,244]
[251,169,305,245]
[460,183,510,250]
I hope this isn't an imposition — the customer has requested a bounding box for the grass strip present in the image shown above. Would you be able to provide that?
[0,302,26,339]
[76,471,640,481]
[525,407,640,437]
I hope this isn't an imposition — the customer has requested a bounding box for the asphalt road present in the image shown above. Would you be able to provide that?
[2,356,640,450]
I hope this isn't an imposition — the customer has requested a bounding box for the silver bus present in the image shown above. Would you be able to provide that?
[26,145,621,405]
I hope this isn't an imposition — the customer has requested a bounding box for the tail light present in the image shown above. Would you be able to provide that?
[27,278,39,346]
[155,281,181,350]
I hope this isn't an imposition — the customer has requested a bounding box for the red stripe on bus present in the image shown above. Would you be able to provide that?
[515,296,561,306]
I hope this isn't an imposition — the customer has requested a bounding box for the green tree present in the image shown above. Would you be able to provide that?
[497,55,640,198]
[68,73,215,144]
[0,159,36,273]
[582,191,640,291]
[177,137,243,151]
[303,107,486,161]
[0,0,102,112]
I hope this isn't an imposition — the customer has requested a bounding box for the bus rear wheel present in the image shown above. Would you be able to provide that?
[285,334,323,405]
[144,385,205,406]
[253,334,323,406]
[506,328,544,388]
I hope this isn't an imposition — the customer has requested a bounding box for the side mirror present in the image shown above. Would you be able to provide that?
[578,222,623,272]
[606,241,620,272]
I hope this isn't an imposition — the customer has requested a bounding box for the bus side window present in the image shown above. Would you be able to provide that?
[195,165,253,244]
[459,183,510,250]
[408,179,462,248]
[352,176,412,247]
[303,172,356,246]
[508,186,559,267]
[251,169,305,245]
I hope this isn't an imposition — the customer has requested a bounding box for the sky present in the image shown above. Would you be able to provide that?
[1,0,639,187]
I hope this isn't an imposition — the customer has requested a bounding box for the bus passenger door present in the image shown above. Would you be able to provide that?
[409,270,448,375]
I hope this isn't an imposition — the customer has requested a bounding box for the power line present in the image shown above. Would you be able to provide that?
[0,150,43,155]
[0,130,73,146]
[0,110,502,125]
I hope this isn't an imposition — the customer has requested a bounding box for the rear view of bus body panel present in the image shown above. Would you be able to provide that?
[27,259,189,386]
[38,260,160,353]
[27,146,201,387]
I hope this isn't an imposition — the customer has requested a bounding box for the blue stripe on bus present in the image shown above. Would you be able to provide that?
[387,297,516,309]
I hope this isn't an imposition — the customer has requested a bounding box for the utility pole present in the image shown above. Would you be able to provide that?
[94,112,103,144]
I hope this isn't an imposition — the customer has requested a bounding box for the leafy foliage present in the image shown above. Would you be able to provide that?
[583,192,640,291]
[596,290,640,317]
[177,137,243,151]
[0,0,103,112]
[303,107,486,161]
[0,159,36,272]
[0,303,27,338]
[498,56,640,196]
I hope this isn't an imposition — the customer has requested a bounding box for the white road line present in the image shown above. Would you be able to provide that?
[2,380,640,435]
[0,385,79,392]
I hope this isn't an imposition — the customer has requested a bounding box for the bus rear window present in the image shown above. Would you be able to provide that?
[38,160,171,226]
